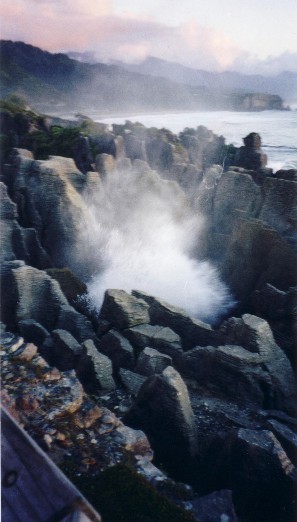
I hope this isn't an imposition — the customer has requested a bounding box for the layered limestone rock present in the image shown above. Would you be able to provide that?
[132,290,218,349]
[181,314,297,414]
[0,181,50,268]
[99,289,150,330]
[99,329,135,373]
[234,132,267,171]
[125,366,197,466]
[206,428,296,522]
[9,150,91,272]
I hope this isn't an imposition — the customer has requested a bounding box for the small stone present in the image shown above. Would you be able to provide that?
[15,395,39,413]
[39,367,61,381]
[43,434,52,448]
[8,337,25,353]
[82,457,97,467]
[73,404,102,429]
[55,432,66,441]
[13,342,38,362]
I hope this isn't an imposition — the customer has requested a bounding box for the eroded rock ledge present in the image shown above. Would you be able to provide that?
[1,122,296,521]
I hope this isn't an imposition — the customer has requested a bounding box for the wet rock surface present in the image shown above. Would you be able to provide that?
[0,125,296,521]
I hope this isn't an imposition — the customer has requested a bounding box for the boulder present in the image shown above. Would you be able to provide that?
[77,339,116,392]
[100,289,150,330]
[99,329,135,373]
[219,314,297,414]
[234,132,267,171]
[266,418,297,466]
[136,347,172,376]
[18,319,50,345]
[182,315,297,415]
[207,429,295,522]
[51,329,83,371]
[191,490,238,522]
[124,323,182,362]
[57,305,95,342]
[125,366,197,470]
[119,368,146,396]
[132,290,218,349]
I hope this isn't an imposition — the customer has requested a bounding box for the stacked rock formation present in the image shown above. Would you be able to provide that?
[0,114,296,522]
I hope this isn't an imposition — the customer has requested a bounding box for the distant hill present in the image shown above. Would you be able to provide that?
[112,56,297,104]
[0,40,288,115]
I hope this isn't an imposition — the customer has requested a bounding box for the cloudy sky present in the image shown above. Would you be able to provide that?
[1,0,297,74]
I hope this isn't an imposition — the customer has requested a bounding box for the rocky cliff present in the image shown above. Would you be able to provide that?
[0,40,288,113]
[1,108,296,522]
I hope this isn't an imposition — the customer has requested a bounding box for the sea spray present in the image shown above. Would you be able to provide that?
[78,162,234,323]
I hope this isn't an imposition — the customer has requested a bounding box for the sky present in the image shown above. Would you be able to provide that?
[1,0,297,74]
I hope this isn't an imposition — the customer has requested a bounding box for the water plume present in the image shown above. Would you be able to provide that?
[79,161,233,323]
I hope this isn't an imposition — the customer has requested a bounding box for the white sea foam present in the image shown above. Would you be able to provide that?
[79,165,233,323]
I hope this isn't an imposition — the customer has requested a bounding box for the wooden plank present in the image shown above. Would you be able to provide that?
[2,436,54,519]
[2,414,76,510]
[1,407,102,522]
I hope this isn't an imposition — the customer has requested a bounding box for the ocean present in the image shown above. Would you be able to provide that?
[97,110,297,171]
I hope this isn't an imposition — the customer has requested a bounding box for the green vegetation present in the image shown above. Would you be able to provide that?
[62,463,198,522]
[24,126,81,160]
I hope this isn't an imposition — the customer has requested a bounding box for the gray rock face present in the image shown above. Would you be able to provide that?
[18,319,50,345]
[213,171,262,234]
[221,218,297,308]
[136,347,172,376]
[132,290,217,349]
[99,329,135,373]
[0,182,18,262]
[266,418,297,466]
[191,489,238,522]
[119,368,147,396]
[123,133,147,162]
[234,132,267,171]
[100,289,150,330]
[251,283,287,320]
[220,314,297,414]
[124,323,182,362]
[12,265,68,331]
[125,366,197,466]
[77,339,115,392]
[0,182,50,268]
[182,314,297,415]
[57,305,95,342]
[95,153,115,178]
[51,329,83,371]
[208,428,295,522]
[10,151,89,272]
[259,177,297,236]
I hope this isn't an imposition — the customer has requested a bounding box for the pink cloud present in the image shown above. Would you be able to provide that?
[0,0,241,71]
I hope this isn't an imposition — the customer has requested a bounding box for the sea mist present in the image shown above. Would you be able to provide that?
[78,161,233,323]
